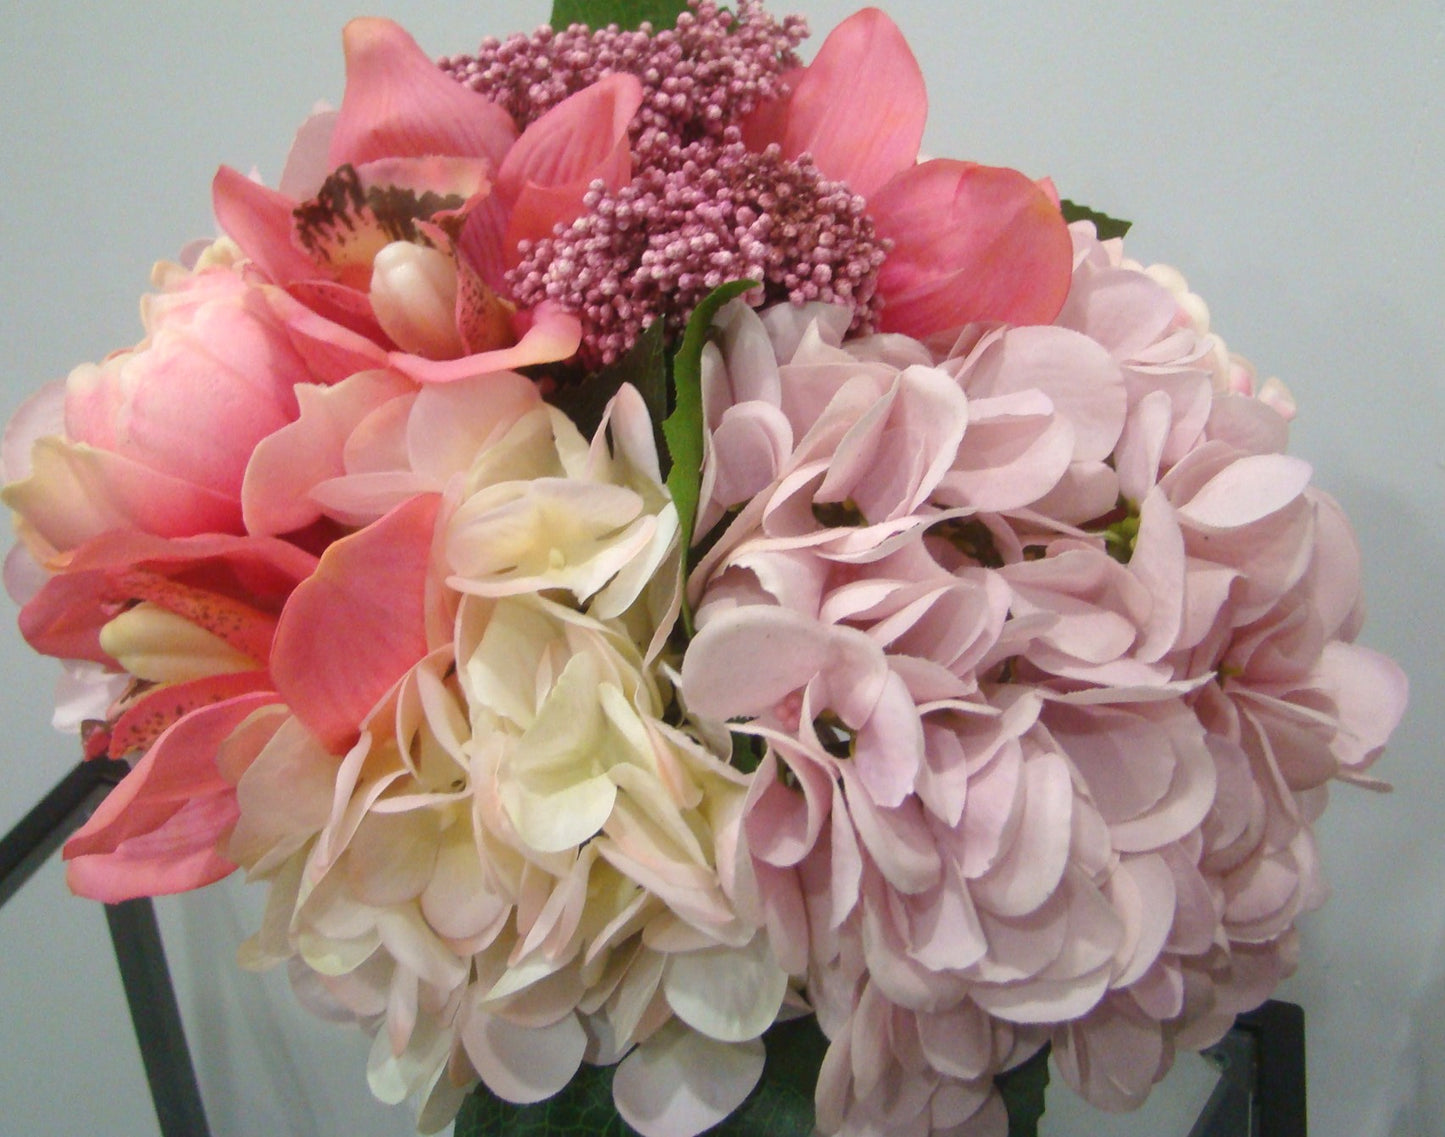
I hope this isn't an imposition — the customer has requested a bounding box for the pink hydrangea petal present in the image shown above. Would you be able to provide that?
[1318,641,1408,775]
[680,606,836,722]
[938,391,1074,512]
[329,18,517,171]
[971,752,1074,917]
[2,378,65,484]
[851,669,924,808]
[1108,854,1177,988]
[1056,265,1182,359]
[1053,997,1167,1112]
[961,326,1126,462]
[243,370,418,536]
[838,766,941,895]
[1176,453,1313,529]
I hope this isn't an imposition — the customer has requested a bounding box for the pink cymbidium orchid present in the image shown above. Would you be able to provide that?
[741,7,1073,339]
[212,18,652,385]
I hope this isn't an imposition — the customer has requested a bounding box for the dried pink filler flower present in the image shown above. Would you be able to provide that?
[441,0,807,160]
[508,133,889,366]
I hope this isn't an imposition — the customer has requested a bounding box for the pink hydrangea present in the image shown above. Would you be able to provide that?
[679,236,1405,1132]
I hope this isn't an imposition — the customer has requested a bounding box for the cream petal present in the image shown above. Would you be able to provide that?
[461,1010,587,1104]
[613,1023,765,1137]
[662,936,788,1043]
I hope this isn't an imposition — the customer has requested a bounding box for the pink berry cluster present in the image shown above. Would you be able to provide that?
[508,134,889,366]
[442,1,896,365]
[441,0,807,162]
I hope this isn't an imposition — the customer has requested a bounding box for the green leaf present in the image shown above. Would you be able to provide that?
[662,279,757,633]
[453,1016,829,1137]
[997,1043,1051,1137]
[1059,198,1133,240]
[548,319,668,449]
[550,0,690,32]
[454,1063,635,1137]
[710,1016,829,1137]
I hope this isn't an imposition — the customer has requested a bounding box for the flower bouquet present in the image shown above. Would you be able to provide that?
[1,1,1409,1135]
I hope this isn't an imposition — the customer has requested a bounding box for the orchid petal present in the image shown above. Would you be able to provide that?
[872,160,1073,336]
[387,303,582,382]
[329,19,517,172]
[212,167,316,286]
[499,74,643,255]
[744,9,924,199]
[271,493,441,752]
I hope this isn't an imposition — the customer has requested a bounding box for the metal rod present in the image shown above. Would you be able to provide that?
[0,757,128,908]
[106,898,213,1137]
[0,757,212,1136]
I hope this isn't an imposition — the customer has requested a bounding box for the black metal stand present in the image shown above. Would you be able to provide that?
[1192,999,1307,1136]
[0,758,212,1137]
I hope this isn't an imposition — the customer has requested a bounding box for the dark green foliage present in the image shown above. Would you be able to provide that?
[1059,198,1133,239]
[997,1043,1052,1137]
[548,320,668,456]
[550,0,691,32]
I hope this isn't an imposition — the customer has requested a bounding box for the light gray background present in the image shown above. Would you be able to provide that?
[0,2,1439,1135]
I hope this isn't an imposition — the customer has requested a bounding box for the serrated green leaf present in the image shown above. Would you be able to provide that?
[662,279,757,634]
[550,0,690,32]
[1059,199,1133,240]
[997,1043,1051,1137]
[453,1016,829,1137]
[548,319,667,450]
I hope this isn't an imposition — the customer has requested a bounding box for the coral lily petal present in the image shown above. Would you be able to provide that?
[64,691,280,902]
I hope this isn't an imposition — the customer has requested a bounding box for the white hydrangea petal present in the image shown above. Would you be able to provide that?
[613,1022,765,1137]
[461,1010,587,1104]
[662,935,788,1043]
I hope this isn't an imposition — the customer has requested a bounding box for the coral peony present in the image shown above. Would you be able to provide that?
[2,254,321,557]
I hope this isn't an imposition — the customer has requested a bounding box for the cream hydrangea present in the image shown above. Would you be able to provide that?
[224,372,789,1136]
